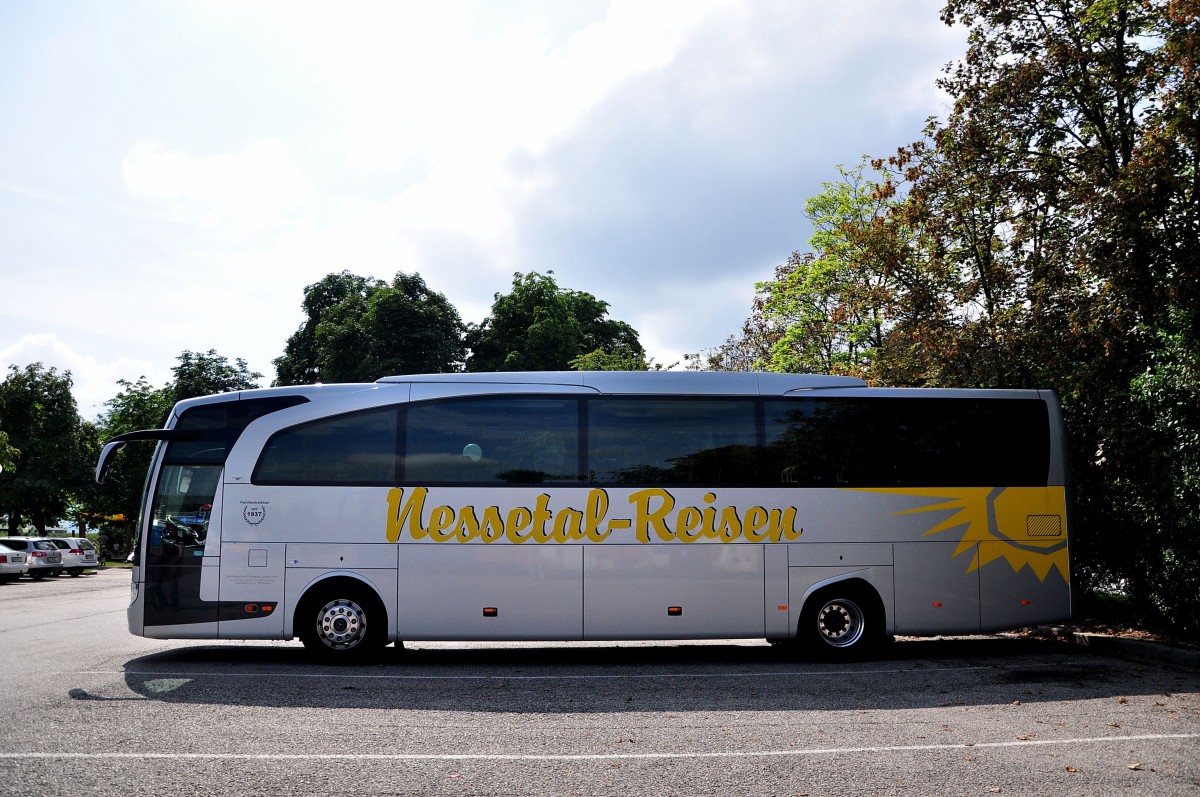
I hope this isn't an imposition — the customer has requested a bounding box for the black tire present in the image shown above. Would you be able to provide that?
[68,569,81,577]
[297,581,387,664]
[799,584,883,661]
[31,572,45,580]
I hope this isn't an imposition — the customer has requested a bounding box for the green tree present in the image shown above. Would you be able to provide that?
[465,271,643,372]
[274,271,465,384]
[684,312,779,372]
[170,349,262,404]
[693,161,904,377]
[1115,307,1200,627]
[703,0,1198,635]
[569,345,650,371]
[0,364,87,534]
[754,161,897,377]
[0,429,18,474]
[908,0,1200,633]
[85,349,260,547]
[89,377,174,547]
[274,271,381,385]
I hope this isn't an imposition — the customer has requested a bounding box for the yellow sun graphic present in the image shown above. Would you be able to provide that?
[859,487,1069,583]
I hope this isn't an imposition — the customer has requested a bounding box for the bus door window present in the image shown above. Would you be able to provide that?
[143,463,219,622]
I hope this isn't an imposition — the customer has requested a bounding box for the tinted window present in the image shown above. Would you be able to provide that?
[249,394,1050,488]
[166,395,309,465]
[404,397,580,484]
[587,398,759,485]
[0,540,29,551]
[255,407,400,485]
[763,397,1049,487]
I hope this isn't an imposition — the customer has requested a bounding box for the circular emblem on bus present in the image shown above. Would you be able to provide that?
[243,504,267,526]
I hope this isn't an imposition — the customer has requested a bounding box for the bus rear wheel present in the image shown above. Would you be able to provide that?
[297,582,386,664]
[800,585,882,660]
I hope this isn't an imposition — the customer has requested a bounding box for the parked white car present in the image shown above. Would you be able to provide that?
[0,540,27,582]
[0,537,63,578]
[48,537,99,576]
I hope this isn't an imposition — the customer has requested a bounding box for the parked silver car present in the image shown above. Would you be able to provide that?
[0,537,63,579]
[0,540,27,582]
[48,537,98,576]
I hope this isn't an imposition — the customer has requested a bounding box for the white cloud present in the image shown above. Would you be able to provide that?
[216,0,739,265]
[630,272,760,368]
[121,140,312,228]
[2,0,968,417]
[0,333,165,418]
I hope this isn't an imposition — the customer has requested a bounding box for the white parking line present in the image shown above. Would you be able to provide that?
[74,664,1008,681]
[0,734,1196,762]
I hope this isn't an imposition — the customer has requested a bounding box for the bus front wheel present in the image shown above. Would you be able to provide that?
[800,585,883,660]
[297,581,387,664]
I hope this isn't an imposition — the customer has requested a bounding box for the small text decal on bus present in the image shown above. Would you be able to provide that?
[384,487,803,545]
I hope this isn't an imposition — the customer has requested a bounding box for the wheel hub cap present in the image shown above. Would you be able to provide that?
[817,599,865,648]
[316,598,366,650]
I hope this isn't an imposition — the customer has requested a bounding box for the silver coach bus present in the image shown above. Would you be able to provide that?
[96,371,1072,662]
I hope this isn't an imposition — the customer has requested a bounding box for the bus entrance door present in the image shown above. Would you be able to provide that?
[141,464,220,631]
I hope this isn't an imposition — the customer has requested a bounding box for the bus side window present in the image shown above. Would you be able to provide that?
[587,398,758,485]
[253,407,399,485]
[763,397,1051,488]
[403,397,581,485]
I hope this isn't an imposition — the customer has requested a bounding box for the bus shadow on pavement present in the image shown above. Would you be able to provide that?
[113,635,1198,713]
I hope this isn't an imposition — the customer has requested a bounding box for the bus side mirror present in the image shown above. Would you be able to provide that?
[95,441,127,484]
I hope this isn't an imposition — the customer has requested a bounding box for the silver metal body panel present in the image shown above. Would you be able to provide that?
[583,544,765,639]
[787,542,894,567]
[396,545,582,640]
[763,544,791,638]
[894,542,981,634]
[979,546,1072,631]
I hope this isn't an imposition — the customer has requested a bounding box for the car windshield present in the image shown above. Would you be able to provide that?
[50,540,69,549]
[79,540,95,551]
[34,541,55,550]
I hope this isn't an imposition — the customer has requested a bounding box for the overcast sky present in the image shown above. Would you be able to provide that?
[0,1,965,417]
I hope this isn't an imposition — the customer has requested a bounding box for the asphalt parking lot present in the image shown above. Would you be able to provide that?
[1,568,1197,796]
